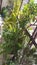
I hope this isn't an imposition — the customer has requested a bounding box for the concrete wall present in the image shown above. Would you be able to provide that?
[2,0,9,8]
[0,54,3,65]
[0,15,4,65]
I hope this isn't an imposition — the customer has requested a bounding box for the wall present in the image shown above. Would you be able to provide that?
[2,0,9,8]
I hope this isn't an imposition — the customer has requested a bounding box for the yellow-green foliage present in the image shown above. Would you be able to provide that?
[0,0,37,60]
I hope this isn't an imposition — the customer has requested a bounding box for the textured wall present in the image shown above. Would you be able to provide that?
[2,0,9,8]
[0,15,4,65]
[0,54,3,65]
